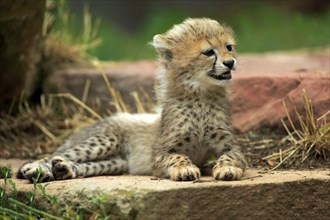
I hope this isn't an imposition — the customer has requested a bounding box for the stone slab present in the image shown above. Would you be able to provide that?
[1,159,329,220]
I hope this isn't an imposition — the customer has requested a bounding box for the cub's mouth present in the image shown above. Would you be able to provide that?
[207,70,232,81]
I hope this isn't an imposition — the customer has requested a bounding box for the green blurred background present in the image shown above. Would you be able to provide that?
[66,0,330,61]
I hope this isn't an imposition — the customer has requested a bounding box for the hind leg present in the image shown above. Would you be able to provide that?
[54,133,121,163]
[17,133,123,182]
[51,156,128,180]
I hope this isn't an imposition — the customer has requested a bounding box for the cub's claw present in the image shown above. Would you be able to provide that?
[213,165,243,181]
[169,165,201,181]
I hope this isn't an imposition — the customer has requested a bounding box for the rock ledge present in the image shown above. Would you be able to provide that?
[2,159,330,220]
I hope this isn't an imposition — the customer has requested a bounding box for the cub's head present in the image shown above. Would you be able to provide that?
[153,18,236,92]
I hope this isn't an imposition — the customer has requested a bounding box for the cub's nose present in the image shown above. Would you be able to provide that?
[223,60,235,69]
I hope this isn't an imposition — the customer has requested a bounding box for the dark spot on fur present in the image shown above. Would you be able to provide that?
[97,148,103,156]
[110,138,115,142]
[107,147,111,151]
[211,133,217,139]
[64,154,71,159]
[112,161,117,165]
[73,149,80,152]
[77,159,82,163]
[168,148,177,153]
[184,137,190,142]
[177,142,183,147]
[219,134,226,141]
[86,150,91,155]
[90,143,96,147]
[100,164,105,169]
[85,166,89,174]
[179,161,186,166]
[93,165,97,170]
[169,162,176,167]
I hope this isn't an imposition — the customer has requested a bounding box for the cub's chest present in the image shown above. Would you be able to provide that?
[171,100,229,137]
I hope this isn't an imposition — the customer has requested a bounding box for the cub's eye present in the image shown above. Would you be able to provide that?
[226,45,234,52]
[202,49,215,57]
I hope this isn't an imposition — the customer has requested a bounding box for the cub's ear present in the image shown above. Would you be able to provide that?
[152,34,173,61]
[152,34,170,50]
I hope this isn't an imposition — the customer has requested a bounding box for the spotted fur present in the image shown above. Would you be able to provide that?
[17,18,247,182]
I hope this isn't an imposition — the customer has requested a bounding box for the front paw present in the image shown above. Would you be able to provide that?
[169,165,201,181]
[18,162,54,183]
[213,165,243,181]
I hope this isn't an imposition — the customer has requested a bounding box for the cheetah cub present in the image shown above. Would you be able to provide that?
[18,18,247,182]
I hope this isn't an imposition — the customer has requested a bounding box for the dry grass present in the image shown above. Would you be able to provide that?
[0,93,99,158]
[0,60,153,159]
[0,81,154,159]
[43,0,102,66]
[263,89,330,170]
